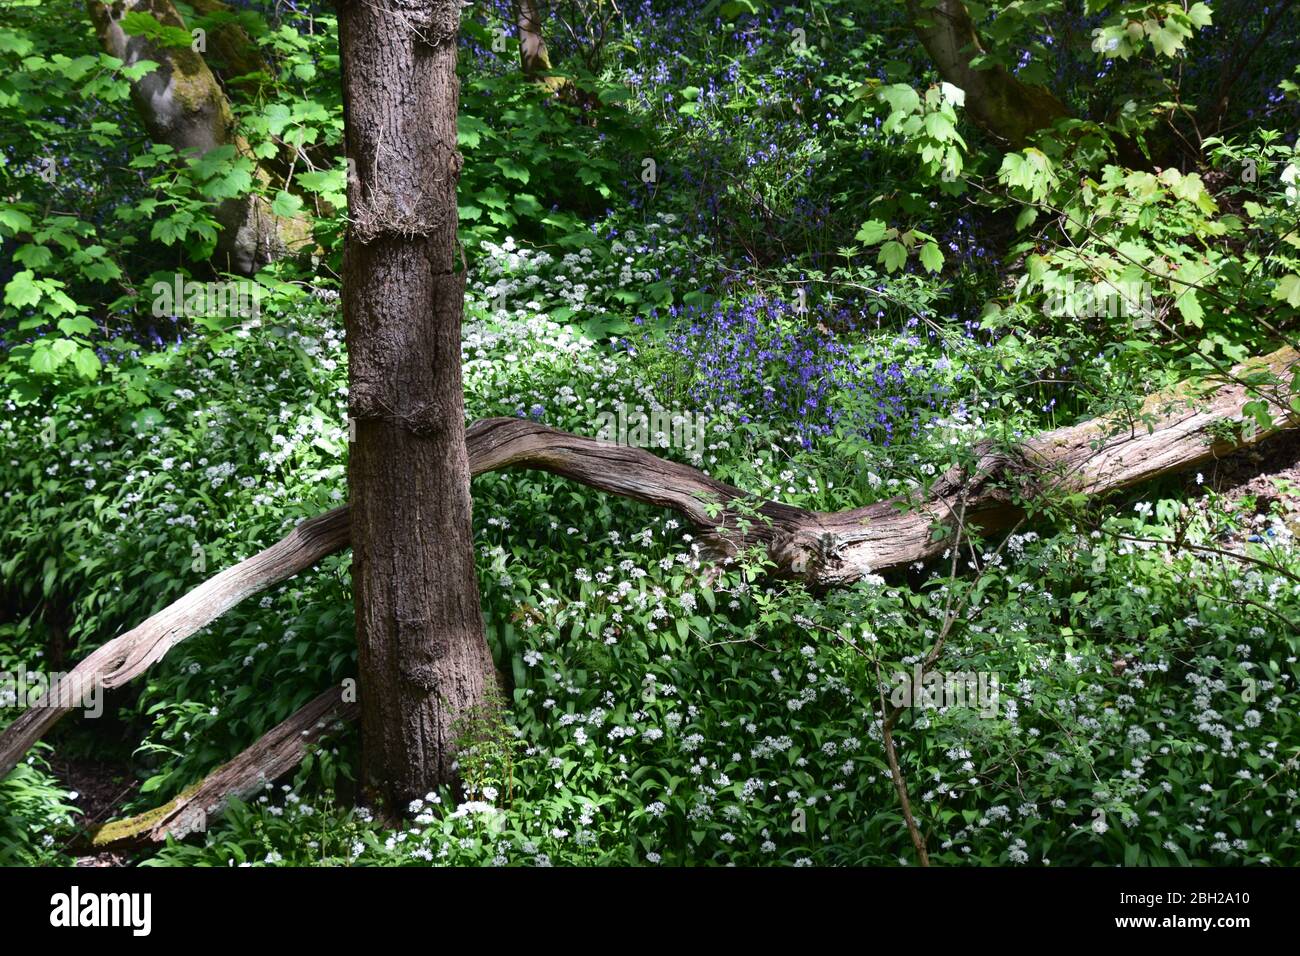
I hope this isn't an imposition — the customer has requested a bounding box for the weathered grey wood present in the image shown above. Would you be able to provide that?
[92,687,357,847]
[467,346,1300,584]
[0,507,348,778]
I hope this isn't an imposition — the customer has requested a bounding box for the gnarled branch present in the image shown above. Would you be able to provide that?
[91,687,356,847]
[0,507,348,779]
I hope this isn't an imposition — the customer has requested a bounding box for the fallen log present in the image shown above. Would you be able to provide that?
[1,345,1296,779]
[91,687,357,848]
[0,507,349,781]
[467,345,1300,585]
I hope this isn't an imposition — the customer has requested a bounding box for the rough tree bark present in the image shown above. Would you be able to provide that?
[338,0,495,809]
[87,0,309,274]
[906,0,1068,147]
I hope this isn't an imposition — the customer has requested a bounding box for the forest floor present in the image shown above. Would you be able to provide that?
[1198,430,1300,546]
[48,755,135,866]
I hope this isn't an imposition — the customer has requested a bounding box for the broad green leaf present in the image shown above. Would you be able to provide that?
[4,270,41,308]
[878,240,908,272]
[0,207,33,233]
[1273,274,1300,308]
[919,241,944,273]
[72,346,102,379]
[854,219,887,245]
[271,190,304,218]
[877,83,920,116]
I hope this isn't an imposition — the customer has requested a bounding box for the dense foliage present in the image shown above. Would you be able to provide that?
[1,0,1298,866]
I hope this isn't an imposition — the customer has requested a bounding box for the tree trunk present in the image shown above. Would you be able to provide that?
[906,0,1068,147]
[338,0,495,811]
[87,0,309,274]
[517,0,552,77]
[186,0,271,86]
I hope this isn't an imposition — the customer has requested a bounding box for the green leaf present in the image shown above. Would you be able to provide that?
[457,114,490,149]
[0,207,33,234]
[261,103,292,136]
[295,169,344,195]
[1188,2,1213,27]
[150,216,190,246]
[923,111,954,141]
[494,157,530,184]
[878,83,920,116]
[0,28,35,56]
[56,316,95,336]
[998,148,1056,201]
[597,85,632,105]
[878,240,908,273]
[4,270,41,309]
[1175,287,1203,327]
[918,241,944,273]
[13,244,53,269]
[121,59,160,82]
[718,1,758,19]
[200,167,253,201]
[29,347,58,375]
[1149,26,1181,58]
[270,190,303,218]
[854,219,887,245]
[120,11,194,49]
[72,346,102,379]
[1273,274,1300,308]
